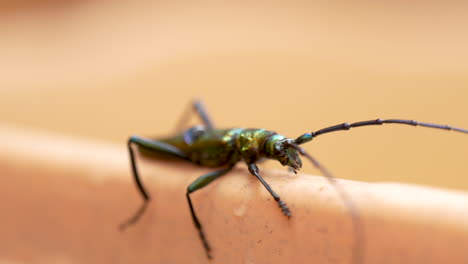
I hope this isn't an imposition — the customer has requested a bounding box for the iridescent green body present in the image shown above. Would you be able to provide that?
[153,128,298,168]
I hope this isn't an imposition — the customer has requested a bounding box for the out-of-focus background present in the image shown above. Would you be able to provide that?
[1,0,467,189]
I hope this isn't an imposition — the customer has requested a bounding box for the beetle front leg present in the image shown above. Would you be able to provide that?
[248,163,291,217]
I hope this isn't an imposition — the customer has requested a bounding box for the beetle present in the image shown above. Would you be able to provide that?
[120,99,468,263]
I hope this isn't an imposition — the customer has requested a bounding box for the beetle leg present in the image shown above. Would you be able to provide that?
[175,99,215,133]
[187,166,234,259]
[120,136,189,230]
[248,163,291,217]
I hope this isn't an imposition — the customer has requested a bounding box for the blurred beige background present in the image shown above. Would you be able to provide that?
[1,0,467,189]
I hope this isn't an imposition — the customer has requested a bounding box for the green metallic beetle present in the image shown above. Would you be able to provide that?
[120,99,468,263]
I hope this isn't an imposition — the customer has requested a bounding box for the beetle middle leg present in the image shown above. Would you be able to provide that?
[248,163,291,217]
[120,136,189,230]
[186,165,234,259]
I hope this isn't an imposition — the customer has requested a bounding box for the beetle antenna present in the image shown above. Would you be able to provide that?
[287,143,364,264]
[295,118,468,144]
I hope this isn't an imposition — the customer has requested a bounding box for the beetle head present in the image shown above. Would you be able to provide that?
[270,138,302,173]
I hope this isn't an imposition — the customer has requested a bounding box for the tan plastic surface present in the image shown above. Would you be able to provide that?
[1,125,468,264]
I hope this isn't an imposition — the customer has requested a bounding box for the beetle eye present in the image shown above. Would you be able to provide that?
[183,125,206,144]
[273,142,283,155]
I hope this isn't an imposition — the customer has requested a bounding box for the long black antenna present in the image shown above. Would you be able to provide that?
[296,118,468,144]
[288,143,364,264]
